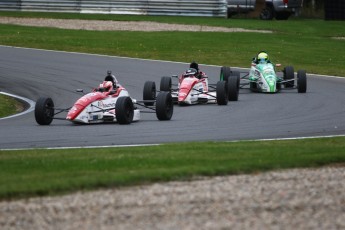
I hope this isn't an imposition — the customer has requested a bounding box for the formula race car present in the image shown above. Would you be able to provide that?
[34,71,173,125]
[145,63,239,106]
[220,52,307,94]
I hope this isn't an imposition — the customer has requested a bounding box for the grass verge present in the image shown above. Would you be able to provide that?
[0,94,21,117]
[1,137,345,200]
[0,12,344,76]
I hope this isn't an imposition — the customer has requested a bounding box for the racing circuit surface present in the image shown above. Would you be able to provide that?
[0,45,345,149]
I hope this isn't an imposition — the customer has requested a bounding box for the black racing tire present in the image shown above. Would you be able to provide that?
[297,70,307,93]
[283,66,295,88]
[156,92,173,120]
[35,97,54,125]
[160,76,172,91]
[220,66,231,82]
[216,81,228,105]
[115,96,134,125]
[143,81,156,106]
[228,73,240,101]
[260,7,274,20]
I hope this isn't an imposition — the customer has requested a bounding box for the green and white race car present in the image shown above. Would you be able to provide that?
[220,52,307,94]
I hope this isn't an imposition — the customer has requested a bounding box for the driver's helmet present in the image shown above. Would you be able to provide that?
[99,81,113,92]
[190,61,199,71]
[104,70,118,88]
[185,68,198,77]
[257,52,269,64]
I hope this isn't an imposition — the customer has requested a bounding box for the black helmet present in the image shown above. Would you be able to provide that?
[104,70,117,87]
[190,61,199,71]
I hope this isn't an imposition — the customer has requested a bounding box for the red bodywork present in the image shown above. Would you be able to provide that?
[66,87,124,121]
[178,72,208,102]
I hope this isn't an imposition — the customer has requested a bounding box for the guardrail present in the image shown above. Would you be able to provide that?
[0,0,227,17]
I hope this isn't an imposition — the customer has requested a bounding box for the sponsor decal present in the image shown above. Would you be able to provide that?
[98,100,116,108]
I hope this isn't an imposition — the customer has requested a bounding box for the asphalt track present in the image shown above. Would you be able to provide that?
[0,46,345,149]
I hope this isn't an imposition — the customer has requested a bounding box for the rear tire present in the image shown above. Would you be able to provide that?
[216,81,228,105]
[284,66,294,88]
[143,81,156,106]
[116,97,134,124]
[260,7,274,20]
[160,76,172,91]
[297,70,307,93]
[228,73,240,101]
[35,97,54,125]
[220,66,231,82]
[156,92,173,120]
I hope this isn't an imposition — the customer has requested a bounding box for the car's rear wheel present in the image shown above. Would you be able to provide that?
[297,70,307,93]
[220,66,231,82]
[228,73,240,101]
[143,81,156,106]
[284,66,294,88]
[216,81,228,105]
[260,7,274,20]
[35,97,54,125]
[156,92,173,120]
[116,96,134,124]
[160,76,172,91]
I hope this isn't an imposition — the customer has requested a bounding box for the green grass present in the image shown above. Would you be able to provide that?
[0,12,345,76]
[0,94,21,117]
[1,137,344,200]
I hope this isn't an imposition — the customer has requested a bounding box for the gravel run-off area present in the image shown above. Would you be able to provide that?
[0,17,272,33]
[0,17,344,230]
[1,167,344,230]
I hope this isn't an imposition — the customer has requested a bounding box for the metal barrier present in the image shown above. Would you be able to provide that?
[0,0,227,17]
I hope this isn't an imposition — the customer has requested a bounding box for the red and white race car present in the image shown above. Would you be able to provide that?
[143,63,239,106]
[34,71,173,125]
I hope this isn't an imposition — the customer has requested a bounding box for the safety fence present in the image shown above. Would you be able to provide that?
[0,0,227,17]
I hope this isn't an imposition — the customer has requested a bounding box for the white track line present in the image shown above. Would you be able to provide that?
[0,91,35,120]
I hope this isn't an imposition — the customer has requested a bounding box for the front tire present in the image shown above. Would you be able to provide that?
[35,97,54,125]
[156,92,173,120]
[216,81,228,105]
[297,70,307,93]
[143,81,156,106]
[116,97,134,124]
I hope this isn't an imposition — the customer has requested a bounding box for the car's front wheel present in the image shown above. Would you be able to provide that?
[35,97,54,125]
[156,92,173,120]
[297,70,307,93]
[116,96,134,124]
[216,81,228,105]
